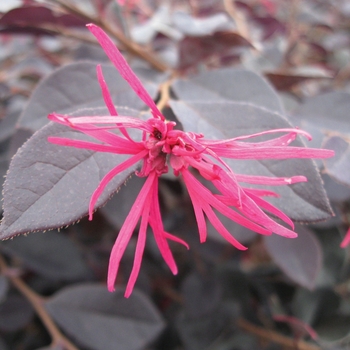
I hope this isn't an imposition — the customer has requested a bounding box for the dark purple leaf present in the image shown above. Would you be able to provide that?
[0,152,9,204]
[0,337,8,350]
[292,288,340,326]
[315,314,350,342]
[181,271,222,318]
[178,32,251,69]
[171,68,284,113]
[253,16,286,40]
[0,6,86,28]
[264,225,322,289]
[0,83,10,100]
[0,108,141,239]
[170,100,333,221]
[265,70,332,91]
[18,61,164,133]
[0,294,34,332]
[315,228,346,286]
[1,230,92,281]
[0,26,56,36]
[292,92,350,149]
[0,276,8,304]
[176,303,233,350]
[45,284,164,350]
[322,173,350,202]
[323,136,350,187]
[0,96,24,143]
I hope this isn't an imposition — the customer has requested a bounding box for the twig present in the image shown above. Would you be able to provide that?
[156,79,172,111]
[47,0,168,72]
[237,318,321,350]
[0,255,79,350]
[158,283,321,350]
[223,0,250,41]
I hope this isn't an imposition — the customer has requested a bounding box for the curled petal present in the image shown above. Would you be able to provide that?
[164,232,190,249]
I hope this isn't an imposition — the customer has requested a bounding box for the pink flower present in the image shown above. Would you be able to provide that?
[48,24,334,297]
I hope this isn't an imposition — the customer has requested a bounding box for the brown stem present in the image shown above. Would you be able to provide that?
[156,79,172,111]
[47,0,168,72]
[237,318,321,350]
[158,283,320,350]
[223,0,250,42]
[0,256,78,350]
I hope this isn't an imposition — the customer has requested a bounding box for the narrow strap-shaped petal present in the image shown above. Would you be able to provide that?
[181,169,271,236]
[48,137,143,154]
[49,113,152,131]
[97,64,118,116]
[87,24,164,120]
[202,202,247,250]
[236,174,307,186]
[233,133,298,148]
[97,64,134,142]
[107,171,156,292]
[235,188,280,198]
[200,128,312,145]
[124,186,152,297]
[48,113,146,148]
[164,232,190,249]
[210,146,335,159]
[96,64,139,141]
[182,175,207,242]
[149,179,178,275]
[243,191,294,229]
[213,171,297,236]
[89,149,148,219]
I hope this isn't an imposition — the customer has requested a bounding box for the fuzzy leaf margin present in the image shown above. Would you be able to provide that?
[0,121,138,239]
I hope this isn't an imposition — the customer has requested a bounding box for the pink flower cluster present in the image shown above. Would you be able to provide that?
[48,24,335,297]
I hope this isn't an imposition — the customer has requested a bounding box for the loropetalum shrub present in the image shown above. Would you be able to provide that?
[1,1,350,349]
[46,24,335,297]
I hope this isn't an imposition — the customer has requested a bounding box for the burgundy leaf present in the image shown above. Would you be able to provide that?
[0,6,86,28]
[18,62,163,134]
[178,32,251,70]
[172,68,283,113]
[1,230,92,281]
[264,225,322,289]
[292,91,350,149]
[0,295,34,332]
[0,115,140,239]
[170,99,333,221]
[324,136,350,187]
[45,284,164,350]
[265,70,332,91]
